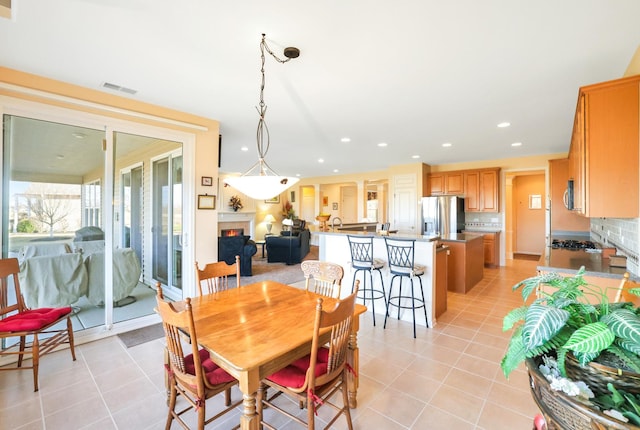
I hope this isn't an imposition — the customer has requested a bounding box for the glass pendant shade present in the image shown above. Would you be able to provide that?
[224,174,298,200]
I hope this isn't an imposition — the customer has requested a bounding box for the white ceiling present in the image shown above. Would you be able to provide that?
[2,1,640,179]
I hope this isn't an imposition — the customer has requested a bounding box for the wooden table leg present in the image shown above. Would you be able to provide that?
[347,315,360,409]
[240,391,260,430]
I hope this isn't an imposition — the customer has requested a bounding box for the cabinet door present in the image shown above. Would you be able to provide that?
[429,174,444,195]
[445,172,464,194]
[482,233,496,267]
[480,170,499,212]
[583,80,639,217]
[464,172,480,211]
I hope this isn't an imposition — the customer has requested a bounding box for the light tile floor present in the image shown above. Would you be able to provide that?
[0,258,541,429]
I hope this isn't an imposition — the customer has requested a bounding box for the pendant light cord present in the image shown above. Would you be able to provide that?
[255,34,295,167]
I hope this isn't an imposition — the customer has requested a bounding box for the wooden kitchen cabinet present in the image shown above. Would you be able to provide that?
[428,171,464,195]
[568,75,639,218]
[428,168,499,211]
[464,168,500,212]
[482,232,500,268]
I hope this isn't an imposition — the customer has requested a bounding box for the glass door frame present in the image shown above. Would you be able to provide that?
[0,95,197,339]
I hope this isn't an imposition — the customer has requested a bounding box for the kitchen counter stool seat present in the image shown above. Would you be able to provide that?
[383,237,428,338]
[347,235,387,326]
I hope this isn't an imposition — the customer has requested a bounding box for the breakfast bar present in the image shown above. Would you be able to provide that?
[316,230,440,326]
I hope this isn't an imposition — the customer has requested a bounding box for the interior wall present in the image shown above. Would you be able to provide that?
[514,174,546,254]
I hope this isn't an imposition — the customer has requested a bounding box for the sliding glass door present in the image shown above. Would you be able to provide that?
[151,150,183,299]
[2,108,189,336]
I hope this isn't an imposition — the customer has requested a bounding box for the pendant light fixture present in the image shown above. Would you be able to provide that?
[224,34,300,200]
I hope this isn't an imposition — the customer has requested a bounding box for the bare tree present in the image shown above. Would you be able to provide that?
[25,184,77,236]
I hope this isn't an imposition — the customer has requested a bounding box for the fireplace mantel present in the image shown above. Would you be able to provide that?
[218,212,256,238]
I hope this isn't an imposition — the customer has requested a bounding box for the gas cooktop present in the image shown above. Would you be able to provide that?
[550,239,597,250]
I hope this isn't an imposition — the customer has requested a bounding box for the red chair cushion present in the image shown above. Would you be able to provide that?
[267,347,330,389]
[0,307,72,332]
[184,349,236,385]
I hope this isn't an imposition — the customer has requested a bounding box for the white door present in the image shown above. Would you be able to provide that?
[393,174,417,234]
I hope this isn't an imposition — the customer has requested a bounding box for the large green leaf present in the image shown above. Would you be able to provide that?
[602,309,640,344]
[522,304,570,349]
[564,322,614,354]
[502,306,527,332]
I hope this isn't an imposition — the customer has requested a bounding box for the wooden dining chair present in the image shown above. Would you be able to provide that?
[0,257,76,392]
[301,260,344,298]
[195,255,240,296]
[155,286,241,430]
[615,272,640,305]
[256,281,359,430]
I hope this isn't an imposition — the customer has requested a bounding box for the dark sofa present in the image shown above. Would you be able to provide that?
[218,235,257,276]
[266,227,311,265]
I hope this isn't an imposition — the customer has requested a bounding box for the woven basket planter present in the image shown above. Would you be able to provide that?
[526,357,640,430]
[564,352,640,397]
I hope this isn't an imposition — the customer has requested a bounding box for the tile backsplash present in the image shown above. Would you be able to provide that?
[590,217,639,275]
[465,212,502,230]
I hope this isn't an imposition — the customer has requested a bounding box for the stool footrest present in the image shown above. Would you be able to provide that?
[388,296,425,310]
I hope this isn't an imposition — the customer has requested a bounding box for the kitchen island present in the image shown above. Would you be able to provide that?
[438,233,485,294]
[315,231,440,327]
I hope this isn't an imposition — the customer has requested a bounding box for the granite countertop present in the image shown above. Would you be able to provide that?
[537,247,629,279]
[438,233,484,243]
[315,230,440,242]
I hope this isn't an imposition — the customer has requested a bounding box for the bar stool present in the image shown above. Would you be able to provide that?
[347,235,387,326]
[383,237,428,338]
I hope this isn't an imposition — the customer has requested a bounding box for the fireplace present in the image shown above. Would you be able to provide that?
[218,212,255,238]
[220,228,245,237]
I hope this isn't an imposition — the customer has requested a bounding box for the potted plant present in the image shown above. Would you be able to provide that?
[501,267,640,388]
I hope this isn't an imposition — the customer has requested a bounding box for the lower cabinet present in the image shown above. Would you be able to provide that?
[483,232,500,268]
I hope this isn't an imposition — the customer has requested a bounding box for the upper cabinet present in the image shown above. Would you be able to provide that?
[464,168,500,212]
[568,75,640,218]
[428,172,464,195]
[428,168,500,212]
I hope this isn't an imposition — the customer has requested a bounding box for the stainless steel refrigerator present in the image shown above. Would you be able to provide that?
[421,196,465,236]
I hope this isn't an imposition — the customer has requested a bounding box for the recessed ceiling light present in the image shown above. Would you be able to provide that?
[411,155,420,159]
[240,146,249,151]
[333,169,339,173]
[72,132,86,139]
[497,122,511,128]
[296,173,301,177]
[377,142,387,147]
[318,158,324,163]
[442,142,452,148]
[511,142,522,147]
[340,137,351,143]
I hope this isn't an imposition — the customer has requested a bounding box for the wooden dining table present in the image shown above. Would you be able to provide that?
[186,280,367,430]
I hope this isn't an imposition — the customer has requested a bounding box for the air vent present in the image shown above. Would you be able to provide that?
[101,82,138,95]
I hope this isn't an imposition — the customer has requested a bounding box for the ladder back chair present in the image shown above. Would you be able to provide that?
[301,260,344,298]
[615,272,640,306]
[257,281,359,430]
[0,257,76,391]
[195,255,240,296]
[155,286,241,430]
[347,235,387,325]
[383,237,428,338]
